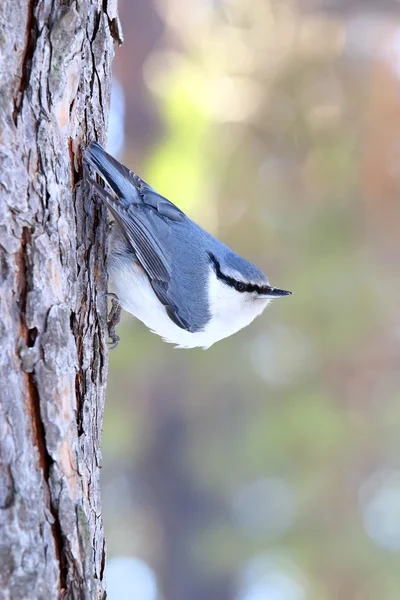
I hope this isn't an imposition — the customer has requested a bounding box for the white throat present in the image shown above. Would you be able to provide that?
[202,268,270,347]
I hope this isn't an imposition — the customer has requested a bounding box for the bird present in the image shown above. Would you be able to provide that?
[84,141,291,349]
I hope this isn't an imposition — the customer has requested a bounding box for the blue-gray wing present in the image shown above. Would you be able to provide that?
[86,175,194,332]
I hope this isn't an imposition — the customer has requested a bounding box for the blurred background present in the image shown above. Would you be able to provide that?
[102,1,400,599]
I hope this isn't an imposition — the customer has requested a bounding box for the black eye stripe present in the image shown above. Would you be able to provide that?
[208,253,269,295]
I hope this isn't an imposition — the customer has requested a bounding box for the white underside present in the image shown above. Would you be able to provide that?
[108,260,270,349]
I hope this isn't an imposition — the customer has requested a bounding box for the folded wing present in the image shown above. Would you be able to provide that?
[85,143,195,332]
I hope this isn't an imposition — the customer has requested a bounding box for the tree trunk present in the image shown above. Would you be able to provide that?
[0,1,120,598]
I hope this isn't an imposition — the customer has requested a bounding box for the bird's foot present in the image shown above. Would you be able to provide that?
[106,293,122,349]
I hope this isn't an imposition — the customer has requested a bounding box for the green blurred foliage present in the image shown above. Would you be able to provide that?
[103,2,400,599]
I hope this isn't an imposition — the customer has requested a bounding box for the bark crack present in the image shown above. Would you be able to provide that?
[26,368,68,594]
[18,229,67,594]
[12,0,37,124]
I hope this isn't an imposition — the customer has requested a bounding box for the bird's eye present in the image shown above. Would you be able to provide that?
[235,281,246,292]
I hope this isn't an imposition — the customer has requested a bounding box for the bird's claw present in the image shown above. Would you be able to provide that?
[105,292,119,301]
[108,333,120,350]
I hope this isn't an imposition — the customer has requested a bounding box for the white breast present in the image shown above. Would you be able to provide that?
[107,259,270,349]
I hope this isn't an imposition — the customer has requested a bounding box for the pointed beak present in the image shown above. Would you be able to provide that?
[260,287,292,298]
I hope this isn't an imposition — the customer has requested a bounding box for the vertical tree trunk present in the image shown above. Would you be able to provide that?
[0,1,120,598]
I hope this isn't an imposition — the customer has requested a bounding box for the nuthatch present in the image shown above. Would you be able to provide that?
[85,142,291,349]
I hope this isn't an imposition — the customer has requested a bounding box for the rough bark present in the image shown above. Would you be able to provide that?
[0,1,120,598]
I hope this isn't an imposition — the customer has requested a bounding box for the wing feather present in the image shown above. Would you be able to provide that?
[86,174,195,332]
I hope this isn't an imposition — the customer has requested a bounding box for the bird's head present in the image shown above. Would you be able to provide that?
[204,250,291,341]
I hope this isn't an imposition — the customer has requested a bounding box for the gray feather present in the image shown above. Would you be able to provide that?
[85,143,210,332]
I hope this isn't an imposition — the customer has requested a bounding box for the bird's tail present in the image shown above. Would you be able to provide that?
[84,141,138,205]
